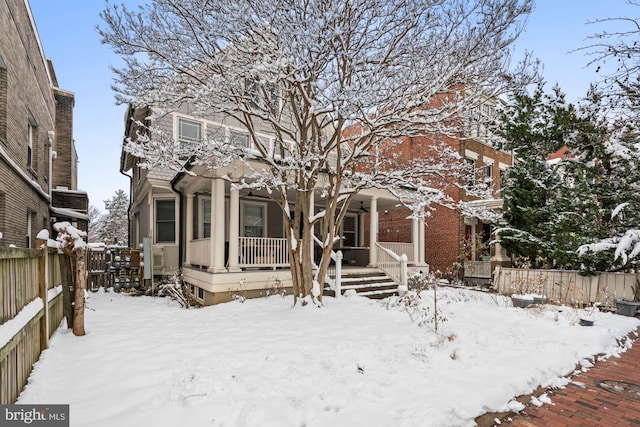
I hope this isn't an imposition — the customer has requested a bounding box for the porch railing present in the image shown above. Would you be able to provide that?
[375,243,408,288]
[378,242,414,265]
[464,260,492,279]
[239,237,289,268]
[190,239,211,267]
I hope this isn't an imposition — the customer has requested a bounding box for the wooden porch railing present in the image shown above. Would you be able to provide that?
[239,237,289,268]
[375,243,408,287]
[190,238,211,267]
[378,242,414,264]
[464,261,492,279]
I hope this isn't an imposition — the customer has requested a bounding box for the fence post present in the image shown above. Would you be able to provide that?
[400,254,408,288]
[334,250,343,298]
[37,239,49,350]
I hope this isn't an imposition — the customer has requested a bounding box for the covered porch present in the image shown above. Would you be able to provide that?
[173,174,428,303]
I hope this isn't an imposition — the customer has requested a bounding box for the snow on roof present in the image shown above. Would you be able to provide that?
[52,187,88,195]
[50,206,90,221]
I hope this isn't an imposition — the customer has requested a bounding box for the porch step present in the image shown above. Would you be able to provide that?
[324,269,398,299]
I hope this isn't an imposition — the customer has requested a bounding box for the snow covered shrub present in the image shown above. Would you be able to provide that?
[156,270,191,308]
[385,272,447,332]
[264,277,287,298]
[229,278,248,303]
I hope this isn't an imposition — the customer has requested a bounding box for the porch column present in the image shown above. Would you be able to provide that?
[419,218,425,265]
[368,196,378,267]
[185,194,194,267]
[412,217,419,265]
[208,178,226,272]
[228,186,240,272]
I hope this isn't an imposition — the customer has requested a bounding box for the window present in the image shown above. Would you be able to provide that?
[155,199,176,243]
[465,158,475,189]
[244,78,278,111]
[26,112,38,171]
[178,118,202,142]
[341,215,357,247]
[483,164,492,189]
[27,123,34,169]
[242,203,265,237]
[499,169,506,192]
[25,211,32,248]
[0,56,6,144]
[230,130,251,149]
[199,197,211,238]
[197,287,204,300]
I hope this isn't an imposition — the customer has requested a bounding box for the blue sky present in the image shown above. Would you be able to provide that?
[28,0,636,212]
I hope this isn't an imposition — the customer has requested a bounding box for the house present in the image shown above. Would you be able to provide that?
[120,104,430,304]
[0,0,87,248]
[376,99,513,283]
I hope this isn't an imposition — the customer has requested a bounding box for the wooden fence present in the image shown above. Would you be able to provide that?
[0,243,66,404]
[493,267,640,306]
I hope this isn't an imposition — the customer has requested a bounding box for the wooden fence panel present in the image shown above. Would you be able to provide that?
[0,246,71,404]
[0,311,42,404]
[0,248,40,325]
[494,267,639,306]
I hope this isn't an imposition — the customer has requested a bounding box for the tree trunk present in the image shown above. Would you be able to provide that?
[72,249,87,336]
[58,253,74,328]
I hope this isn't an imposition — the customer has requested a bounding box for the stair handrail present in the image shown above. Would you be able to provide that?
[313,235,342,298]
[375,243,408,288]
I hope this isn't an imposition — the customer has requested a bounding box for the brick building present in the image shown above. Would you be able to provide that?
[0,0,87,248]
[375,104,513,278]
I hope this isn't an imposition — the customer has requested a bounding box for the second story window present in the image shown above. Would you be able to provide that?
[484,164,492,189]
[0,57,6,145]
[178,118,202,144]
[27,114,37,172]
[230,131,251,149]
[465,158,475,189]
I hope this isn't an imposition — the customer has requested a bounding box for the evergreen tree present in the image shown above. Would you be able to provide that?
[576,88,640,271]
[87,205,105,243]
[495,83,577,268]
[99,189,129,245]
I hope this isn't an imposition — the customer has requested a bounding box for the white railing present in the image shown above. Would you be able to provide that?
[375,243,408,288]
[190,239,211,267]
[464,261,492,278]
[379,242,414,264]
[239,237,289,268]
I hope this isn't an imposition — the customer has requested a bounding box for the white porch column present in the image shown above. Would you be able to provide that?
[208,178,226,272]
[418,218,425,264]
[228,186,240,272]
[412,217,419,265]
[185,194,194,267]
[491,230,510,263]
[368,196,378,267]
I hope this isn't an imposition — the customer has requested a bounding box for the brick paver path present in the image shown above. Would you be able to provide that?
[509,337,640,426]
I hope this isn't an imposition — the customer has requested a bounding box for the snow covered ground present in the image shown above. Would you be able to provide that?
[17,288,640,427]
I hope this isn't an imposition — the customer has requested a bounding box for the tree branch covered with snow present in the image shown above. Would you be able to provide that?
[100,0,536,301]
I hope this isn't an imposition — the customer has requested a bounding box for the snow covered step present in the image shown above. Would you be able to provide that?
[324,268,399,299]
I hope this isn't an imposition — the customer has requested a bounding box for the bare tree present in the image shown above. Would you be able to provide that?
[583,1,640,114]
[99,0,536,305]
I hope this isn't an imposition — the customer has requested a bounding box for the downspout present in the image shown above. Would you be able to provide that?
[170,172,186,270]
[120,165,133,248]
[170,155,196,271]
